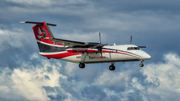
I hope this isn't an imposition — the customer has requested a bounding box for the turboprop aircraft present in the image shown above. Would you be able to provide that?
[21,21,151,71]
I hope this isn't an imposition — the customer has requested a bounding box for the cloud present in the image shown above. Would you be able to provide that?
[0,28,27,51]
[5,0,89,7]
[0,56,63,101]
[81,85,107,101]
[141,53,180,100]
[0,28,39,69]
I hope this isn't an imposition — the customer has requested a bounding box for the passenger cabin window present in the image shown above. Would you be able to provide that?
[127,47,140,50]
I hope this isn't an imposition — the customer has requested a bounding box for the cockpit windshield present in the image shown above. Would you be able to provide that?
[127,47,140,50]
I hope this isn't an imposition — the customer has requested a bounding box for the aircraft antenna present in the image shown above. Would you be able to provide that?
[96,32,108,57]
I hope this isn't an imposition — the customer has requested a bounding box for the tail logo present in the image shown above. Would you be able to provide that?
[38,27,47,39]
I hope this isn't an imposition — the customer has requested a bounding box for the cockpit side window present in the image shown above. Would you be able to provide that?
[127,47,140,50]
[134,47,140,50]
[127,47,133,50]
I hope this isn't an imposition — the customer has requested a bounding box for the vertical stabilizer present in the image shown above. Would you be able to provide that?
[32,22,54,44]
[21,21,64,52]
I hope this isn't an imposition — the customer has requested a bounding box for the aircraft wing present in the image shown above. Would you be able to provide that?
[50,38,97,47]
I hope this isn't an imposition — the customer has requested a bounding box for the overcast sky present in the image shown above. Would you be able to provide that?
[1,0,180,101]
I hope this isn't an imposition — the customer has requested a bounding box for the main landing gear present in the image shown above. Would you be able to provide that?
[109,63,115,71]
[79,52,87,69]
[79,63,85,68]
[139,60,144,67]
[79,60,145,70]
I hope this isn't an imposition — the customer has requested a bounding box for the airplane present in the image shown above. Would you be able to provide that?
[21,21,151,71]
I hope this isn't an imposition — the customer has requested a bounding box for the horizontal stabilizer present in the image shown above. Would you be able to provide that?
[20,21,56,26]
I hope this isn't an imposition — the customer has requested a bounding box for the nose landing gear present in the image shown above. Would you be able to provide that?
[139,63,144,67]
[139,60,144,67]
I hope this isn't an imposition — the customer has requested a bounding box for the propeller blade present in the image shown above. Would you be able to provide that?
[100,51,102,57]
[130,35,132,44]
[103,43,108,46]
[94,43,108,48]
[138,46,147,48]
[98,47,103,57]
[99,32,101,44]
[97,32,106,57]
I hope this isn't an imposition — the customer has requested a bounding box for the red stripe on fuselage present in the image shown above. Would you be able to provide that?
[40,50,139,59]
[117,52,138,58]
[40,52,79,59]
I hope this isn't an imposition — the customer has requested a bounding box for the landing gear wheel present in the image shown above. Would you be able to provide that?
[139,63,144,67]
[139,60,144,67]
[109,65,115,71]
[79,63,85,68]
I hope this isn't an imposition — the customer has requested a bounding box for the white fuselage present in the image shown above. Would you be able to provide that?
[59,44,151,63]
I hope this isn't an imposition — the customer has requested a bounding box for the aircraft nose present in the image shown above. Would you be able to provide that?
[142,53,151,60]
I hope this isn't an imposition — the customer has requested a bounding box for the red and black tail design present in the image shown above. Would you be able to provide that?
[21,21,64,52]
[32,22,55,42]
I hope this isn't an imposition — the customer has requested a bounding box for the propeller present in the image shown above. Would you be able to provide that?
[95,32,108,57]
[130,35,132,44]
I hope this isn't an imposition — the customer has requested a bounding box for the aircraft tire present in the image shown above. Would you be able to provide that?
[109,65,115,71]
[139,63,144,67]
[79,63,85,68]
